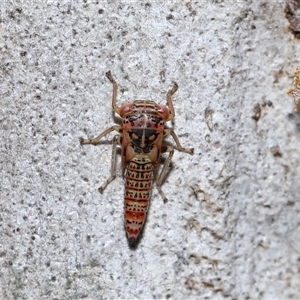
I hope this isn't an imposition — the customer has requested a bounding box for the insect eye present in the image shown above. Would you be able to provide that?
[120,103,133,117]
[157,104,169,119]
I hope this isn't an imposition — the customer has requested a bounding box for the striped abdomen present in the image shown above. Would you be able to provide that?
[124,156,154,244]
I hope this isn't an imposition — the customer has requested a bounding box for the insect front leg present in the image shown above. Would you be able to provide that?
[164,129,194,154]
[106,71,121,115]
[166,83,178,121]
[98,134,121,193]
[156,146,174,203]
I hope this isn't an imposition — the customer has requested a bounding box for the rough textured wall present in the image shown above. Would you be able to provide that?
[1,1,299,299]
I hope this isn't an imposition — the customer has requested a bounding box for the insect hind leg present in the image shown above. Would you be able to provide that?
[156,146,174,203]
[98,134,121,193]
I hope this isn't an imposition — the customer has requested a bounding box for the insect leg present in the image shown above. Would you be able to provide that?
[166,83,178,121]
[98,134,121,193]
[106,71,121,115]
[80,125,122,145]
[164,129,194,154]
[156,146,174,203]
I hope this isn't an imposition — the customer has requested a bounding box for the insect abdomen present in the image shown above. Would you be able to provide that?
[124,156,154,244]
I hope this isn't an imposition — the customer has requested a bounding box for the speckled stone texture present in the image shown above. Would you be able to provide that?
[1,1,299,299]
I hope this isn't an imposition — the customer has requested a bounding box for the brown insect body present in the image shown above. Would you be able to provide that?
[81,72,193,245]
[121,101,169,243]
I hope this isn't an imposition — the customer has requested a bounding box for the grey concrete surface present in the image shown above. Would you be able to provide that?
[1,1,300,299]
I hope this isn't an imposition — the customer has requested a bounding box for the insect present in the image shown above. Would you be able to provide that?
[287,67,300,112]
[80,71,194,245]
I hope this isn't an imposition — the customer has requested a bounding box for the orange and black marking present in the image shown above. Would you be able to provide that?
[80,72,194,246]
[124,158,154,244]
[121,101,167,243]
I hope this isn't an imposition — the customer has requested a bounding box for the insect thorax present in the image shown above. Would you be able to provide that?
[122,111,165,155]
